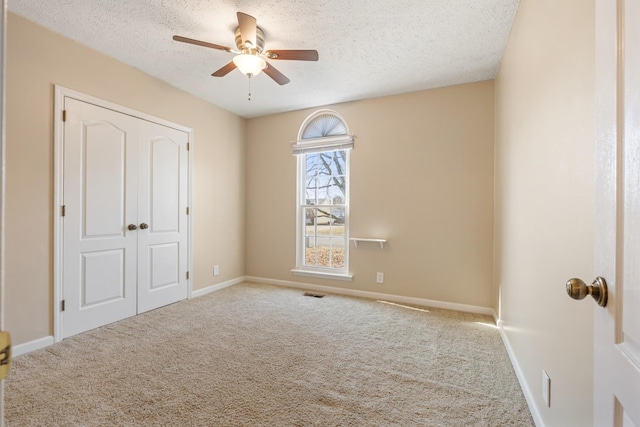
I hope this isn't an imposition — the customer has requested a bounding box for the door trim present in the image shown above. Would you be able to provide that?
[1,0,6,422]
[53,86,194,342]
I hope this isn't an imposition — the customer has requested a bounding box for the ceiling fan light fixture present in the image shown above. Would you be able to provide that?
[173,11,318,86]
[233,54,266,77]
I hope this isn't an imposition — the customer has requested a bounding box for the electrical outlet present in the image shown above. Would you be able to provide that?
[376,272,384,284]
[542,370,551,407]
[213,265,219,276]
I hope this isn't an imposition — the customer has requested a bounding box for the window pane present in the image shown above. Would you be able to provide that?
[330,207,345,236]
[304,236,328,268]
[323,151,345,175]
[329,151,347,175]
[305,177,317,205]
[305,153,319,176]
[331,238,345,268]
[315,207,331,226]
[327,177,345,205]
[304,208,316,235]
[316,175,331,204]
[304,237,318,266]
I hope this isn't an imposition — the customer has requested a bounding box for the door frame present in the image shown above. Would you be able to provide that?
[0,0,6,424]
[52,86,194,342]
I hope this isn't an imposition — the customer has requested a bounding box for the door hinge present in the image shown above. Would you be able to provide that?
[187,143,190,151]
[186,207,190,215]
[62,110,67,122]
[186,271,190,280]
[61,205,66,217]
[61,300,66,312]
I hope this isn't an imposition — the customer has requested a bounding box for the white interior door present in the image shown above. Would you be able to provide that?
[136,120,188,313]
[594,0,640,425]
[62,99,138,338]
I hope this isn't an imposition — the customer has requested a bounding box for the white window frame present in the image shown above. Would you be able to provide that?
[292,110,353,281]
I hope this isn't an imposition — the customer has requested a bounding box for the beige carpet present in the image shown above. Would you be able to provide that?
[6,282,534,426]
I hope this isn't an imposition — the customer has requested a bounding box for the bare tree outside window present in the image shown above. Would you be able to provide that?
[303,150,347,269]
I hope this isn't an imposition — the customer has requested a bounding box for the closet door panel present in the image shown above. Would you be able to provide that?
[62,98,138,338]
[137,121,189,313]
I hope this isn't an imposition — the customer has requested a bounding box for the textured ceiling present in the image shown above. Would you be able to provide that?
[8,0,520,118]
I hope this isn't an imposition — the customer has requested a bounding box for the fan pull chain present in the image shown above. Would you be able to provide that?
[248,76,252,101]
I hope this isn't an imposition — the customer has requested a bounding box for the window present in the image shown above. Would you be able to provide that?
[292,110,353,280]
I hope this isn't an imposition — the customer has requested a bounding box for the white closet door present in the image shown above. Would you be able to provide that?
[136,120,189,313]
[62,99,138,338]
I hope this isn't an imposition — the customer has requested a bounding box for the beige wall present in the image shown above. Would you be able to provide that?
[494,0,595,425]
[246,82,495,307]
[6,13,246,345]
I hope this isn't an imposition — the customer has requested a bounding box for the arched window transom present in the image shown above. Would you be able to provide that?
[299,111,349,140]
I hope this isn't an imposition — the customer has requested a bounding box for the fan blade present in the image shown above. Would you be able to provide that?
[266,50,319,61]
[212,61,237,77]
[263,63,290,85]
[173,35,232,52]
[237,12,257,48]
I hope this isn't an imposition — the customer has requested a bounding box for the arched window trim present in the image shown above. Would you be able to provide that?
[291,109,353,281]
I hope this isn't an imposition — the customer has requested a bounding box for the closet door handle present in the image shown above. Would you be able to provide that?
[139,223,149,230]
[127,224,137,231]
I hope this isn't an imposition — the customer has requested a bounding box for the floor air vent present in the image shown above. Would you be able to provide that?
[303,292,326,298]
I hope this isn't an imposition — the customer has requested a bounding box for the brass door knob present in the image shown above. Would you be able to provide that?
[127,224,137,231]
[139,223,149,230]
[566,277,608,307]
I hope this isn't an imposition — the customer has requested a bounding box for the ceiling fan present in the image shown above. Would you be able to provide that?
[173,12,319,86]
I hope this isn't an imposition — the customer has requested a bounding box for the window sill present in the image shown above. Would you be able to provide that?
[291,269,353,282]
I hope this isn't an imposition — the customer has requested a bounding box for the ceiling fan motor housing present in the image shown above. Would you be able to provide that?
[235,26,265,54]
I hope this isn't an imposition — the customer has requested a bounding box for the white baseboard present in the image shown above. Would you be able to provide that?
[191,276,246,298]
[496,320,545,427]
[13,336,54,357]
[245,276,494,316]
